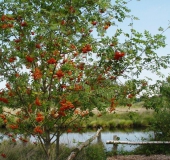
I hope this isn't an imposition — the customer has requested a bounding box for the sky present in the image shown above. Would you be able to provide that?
[1,0,170,88]
[109,0,170,84]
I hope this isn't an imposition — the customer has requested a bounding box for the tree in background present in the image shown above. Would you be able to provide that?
[143,76,170,140]
[0,0,169,159]
[136,76,170,155]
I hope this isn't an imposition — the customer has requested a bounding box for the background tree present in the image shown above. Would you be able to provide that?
[135,76,170,155]
[0,0,170,159]
[143,76,170,139]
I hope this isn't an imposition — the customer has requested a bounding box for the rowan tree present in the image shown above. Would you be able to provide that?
[0,0,170,159]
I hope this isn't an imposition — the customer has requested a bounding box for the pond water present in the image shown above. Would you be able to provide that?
[58,129,154,152]
[1,129,154,152]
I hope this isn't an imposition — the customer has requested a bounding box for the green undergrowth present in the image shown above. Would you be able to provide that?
[0,140,106,160]
[132,143,170,156]
[106,144,170,157]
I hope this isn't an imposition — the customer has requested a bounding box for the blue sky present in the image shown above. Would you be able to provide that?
[109,0,170,83]
[1,0,170,88]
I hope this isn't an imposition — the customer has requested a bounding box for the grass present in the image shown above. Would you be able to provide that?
[0,140,106,160]
[0,140,75,160]
[2,138,165,160]
[76,142,107,160]
[0,102,154,130]
[0,140,48,160]
[83,103,154,129]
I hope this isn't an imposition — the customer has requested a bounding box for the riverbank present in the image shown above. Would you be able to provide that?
[83,103,154,129]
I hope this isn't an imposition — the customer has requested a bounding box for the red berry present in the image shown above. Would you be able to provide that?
[21,21,27,27]
[91,21,97,25]
[35,44,41,49]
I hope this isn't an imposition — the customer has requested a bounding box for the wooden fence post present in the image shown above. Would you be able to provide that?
[67,127,102,160]
[113,135,118,157]
[97,131,101,143]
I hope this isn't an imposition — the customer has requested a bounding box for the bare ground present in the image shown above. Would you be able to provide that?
[92,105,153,115]
[107,155,170,160]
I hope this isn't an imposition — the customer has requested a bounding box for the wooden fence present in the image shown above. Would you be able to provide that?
[67,132,170,160]
[106,135,170,154]
[67,127,102,160]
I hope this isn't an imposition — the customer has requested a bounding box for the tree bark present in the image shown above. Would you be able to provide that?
[56,131,60,160]
[44,129,51,160]
[44,138,52,160]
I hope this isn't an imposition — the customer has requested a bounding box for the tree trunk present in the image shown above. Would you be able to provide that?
[45,140,51,160]
[56,131,60,160]
[44,128,52,160]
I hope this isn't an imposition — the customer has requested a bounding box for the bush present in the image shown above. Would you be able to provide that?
[76,142,107,160]
[133,143,170,155]
[133,108,170,155]
[151,108,170,141]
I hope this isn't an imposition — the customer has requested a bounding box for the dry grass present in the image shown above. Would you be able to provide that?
[0,140,46,160]
[113,106,153,114]
[92,102,153,115]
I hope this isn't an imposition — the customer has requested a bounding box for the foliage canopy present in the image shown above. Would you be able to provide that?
[0,0,170,159]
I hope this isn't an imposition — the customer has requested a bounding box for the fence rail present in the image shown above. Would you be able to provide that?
[106,135,170,155]
[106,140,170,145]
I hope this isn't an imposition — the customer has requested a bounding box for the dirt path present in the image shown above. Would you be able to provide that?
[107,155,170,160]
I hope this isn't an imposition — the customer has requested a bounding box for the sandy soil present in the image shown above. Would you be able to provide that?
[107,155,170,160]
[92,106,153,115]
